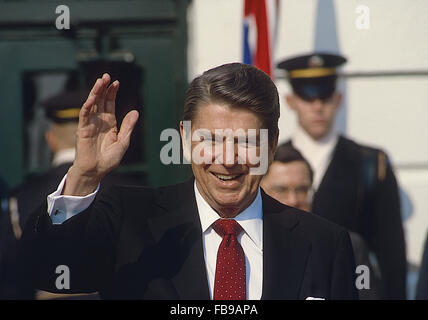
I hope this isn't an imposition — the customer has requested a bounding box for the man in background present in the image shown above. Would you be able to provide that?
[261,143,382,299]
[277,52,407,299]
[0,91,86,299]
[261,143,313,212]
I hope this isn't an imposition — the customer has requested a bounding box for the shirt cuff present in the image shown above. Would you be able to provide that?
[47,174,100,225]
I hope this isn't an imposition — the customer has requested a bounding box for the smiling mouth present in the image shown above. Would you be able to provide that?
[211,172,243,181]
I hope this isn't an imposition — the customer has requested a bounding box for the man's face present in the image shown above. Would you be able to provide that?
[180,103,278,218]
[286,92,341,140]
[261,160,312,212]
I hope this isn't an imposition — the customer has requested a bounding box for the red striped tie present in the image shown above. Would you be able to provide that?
[212,219,246,300]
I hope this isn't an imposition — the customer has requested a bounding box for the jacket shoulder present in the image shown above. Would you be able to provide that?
[298,209,350,240]
[262,190,349,243]
[340,136,392,182]
[339,136,389,158]
[99,179,194,215]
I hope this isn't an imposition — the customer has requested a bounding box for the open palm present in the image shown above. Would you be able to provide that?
[69,73,139,191]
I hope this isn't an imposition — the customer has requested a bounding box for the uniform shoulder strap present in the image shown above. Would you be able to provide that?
[360,147,386,197]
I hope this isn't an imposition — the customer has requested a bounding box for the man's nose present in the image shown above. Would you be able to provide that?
[217,140,239,167]
[286,192,298,207]
[312,99,324,112]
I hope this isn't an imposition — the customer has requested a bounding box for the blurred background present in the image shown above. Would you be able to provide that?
[0,0,427,299]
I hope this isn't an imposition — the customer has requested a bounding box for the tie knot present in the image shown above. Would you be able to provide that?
[213,219,243,237]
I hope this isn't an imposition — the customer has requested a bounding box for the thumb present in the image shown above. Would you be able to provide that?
[118,110,139,149]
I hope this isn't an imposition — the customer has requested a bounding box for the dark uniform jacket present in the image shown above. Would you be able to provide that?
[285,135,407,299]
[19,179,358,300]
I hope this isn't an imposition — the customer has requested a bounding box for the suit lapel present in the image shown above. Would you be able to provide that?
[261,190,311,299]
[315,136,347,194]
[312,136,358,213]
[288,136,346,198]
[147,179,210,299]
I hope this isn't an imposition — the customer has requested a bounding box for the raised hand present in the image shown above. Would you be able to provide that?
[63,74,139,196]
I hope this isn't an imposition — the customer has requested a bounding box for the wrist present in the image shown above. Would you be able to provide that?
[62,165,101,196]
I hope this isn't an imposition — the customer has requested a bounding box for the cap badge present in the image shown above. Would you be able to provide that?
[308,55,324,68]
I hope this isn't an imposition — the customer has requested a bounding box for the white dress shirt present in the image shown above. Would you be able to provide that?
[47,177,263,300]
[194,183,263,300]
[292,126,339,191]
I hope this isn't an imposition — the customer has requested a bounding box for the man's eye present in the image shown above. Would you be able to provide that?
[237,139,258,148]
[214,136,224,143]
[274,186,288,193]
[238,140,247,147]
[246,140,258,147]
[296,186,310,194]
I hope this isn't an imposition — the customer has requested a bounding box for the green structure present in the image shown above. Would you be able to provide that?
[0,0,191,188]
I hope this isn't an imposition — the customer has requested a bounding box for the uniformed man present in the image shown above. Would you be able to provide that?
[277,52,407,299]
[0,91,87,299]
[1,90,144,299]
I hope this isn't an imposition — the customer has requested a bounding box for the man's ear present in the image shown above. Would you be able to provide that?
[285,94,297,111]
[269,129,279,166]
[180,120,192,163]
[332,92,343,111]
[45,130,57,153]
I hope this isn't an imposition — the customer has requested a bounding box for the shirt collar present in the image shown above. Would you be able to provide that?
[292,125,339,153]
[52,148,76,167]
[194,182,263,250]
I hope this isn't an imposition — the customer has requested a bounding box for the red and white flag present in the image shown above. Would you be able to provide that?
[243,0,279,78]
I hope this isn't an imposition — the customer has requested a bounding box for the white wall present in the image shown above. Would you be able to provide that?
[187,0,428,265]
[187,0,244,80]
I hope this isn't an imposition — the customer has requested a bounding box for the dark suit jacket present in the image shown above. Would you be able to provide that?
[19,179,357,300]
[348,232,382,299]
[285,136,406,299]
[0,162,145,299]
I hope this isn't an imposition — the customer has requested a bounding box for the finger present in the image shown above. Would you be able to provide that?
[105,80,119,114]
[88,77,102,98]
[117,110,139,150]
[97,73,111,113]
[79,92,97,127]
[86,77,104,114]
